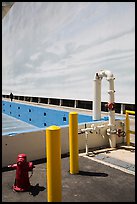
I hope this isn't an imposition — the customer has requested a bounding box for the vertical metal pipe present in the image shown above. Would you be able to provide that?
[121,104,124,114]
[46,125,62,202]
[93,70,116,148]
[85,131,89,156]
[108,78,116,148]
[74,100,78,108]
[108,79,115,127]
[126,111,130,146]
[48,98,50,104]
[69,112,79,174]
[93,75,101,120]
[59,99,62,106]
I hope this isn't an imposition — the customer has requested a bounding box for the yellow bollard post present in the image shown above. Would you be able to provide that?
[46,125,62,202]
[126,111,130,146]
[69,112,79,174]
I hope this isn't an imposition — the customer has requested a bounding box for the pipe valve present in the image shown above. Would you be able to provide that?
[105,102,115,111]
[116,129,126,137]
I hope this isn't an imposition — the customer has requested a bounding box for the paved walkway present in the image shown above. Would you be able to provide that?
[80,144,135,175]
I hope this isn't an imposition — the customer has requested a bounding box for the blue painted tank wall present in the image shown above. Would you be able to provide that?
[2,100,95,128]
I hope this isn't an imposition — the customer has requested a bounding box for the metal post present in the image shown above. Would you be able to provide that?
[74,100,78,108]
[59,99,62,106]
[48,98,50,104]
[126,111,130,146]
[46,125,62,202]
[69,112,79,174]
[85,131,89,156]
[121,104,125,114]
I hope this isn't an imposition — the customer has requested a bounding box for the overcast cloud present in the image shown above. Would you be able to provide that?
[2,2,135,103]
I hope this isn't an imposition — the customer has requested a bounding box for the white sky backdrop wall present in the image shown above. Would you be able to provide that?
[2,2,135,103]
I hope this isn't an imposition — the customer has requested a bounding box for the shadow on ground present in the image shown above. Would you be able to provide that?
[29,183,46,196]
[78,170,108,177]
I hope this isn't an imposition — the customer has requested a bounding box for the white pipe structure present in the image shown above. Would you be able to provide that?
[85,131,89,156]
[93,69,116,147]
[81,127,94,156]
[80,124,106,155]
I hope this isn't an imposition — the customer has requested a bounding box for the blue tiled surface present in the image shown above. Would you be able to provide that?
[2,100,98,128]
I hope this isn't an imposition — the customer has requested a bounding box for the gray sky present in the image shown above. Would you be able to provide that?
[2,2,135,103]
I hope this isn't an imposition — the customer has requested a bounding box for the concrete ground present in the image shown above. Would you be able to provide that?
[2,99,135,202]
[2,143,135,202]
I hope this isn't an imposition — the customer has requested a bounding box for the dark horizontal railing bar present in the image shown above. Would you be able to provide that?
[2,94,135,114]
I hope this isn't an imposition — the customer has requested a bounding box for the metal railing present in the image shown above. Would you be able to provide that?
[126,110,135,146]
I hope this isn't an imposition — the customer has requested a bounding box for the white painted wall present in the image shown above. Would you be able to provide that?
[2,2,135,103]
[2,120,124,167]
